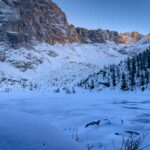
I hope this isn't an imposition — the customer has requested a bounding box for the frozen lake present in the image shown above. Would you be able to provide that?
[0,92,150,149]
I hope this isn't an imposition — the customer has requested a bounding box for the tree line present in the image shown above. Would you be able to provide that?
[78,47,150,91]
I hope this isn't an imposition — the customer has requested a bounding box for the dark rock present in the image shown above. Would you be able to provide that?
[85,120,100,128]
[125,131,140,136]
[6,32,30,48]
[115,133,121,136]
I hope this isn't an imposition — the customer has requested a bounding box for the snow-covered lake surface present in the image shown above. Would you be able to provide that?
[0,111,84,150]
[0,91,150,150]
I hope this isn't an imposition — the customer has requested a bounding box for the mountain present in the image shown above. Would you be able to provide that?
[0,0,148,47]
[0,0,79,47]
[0,0,150,93]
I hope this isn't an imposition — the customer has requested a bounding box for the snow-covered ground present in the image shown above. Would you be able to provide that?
[0,91,150,150]
[0,38,150,92]
[0,42,127,91]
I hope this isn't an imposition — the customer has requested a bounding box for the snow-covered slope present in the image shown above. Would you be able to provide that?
[0,38,150,93]
[78,47,150,91]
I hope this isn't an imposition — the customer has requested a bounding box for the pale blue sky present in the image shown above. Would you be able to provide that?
[53,0,149,34]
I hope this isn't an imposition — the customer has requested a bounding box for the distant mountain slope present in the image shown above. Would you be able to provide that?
[78,46,150,91]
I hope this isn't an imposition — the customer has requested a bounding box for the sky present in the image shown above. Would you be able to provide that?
[53,0,149,34]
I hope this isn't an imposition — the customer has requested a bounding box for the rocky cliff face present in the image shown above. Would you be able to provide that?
[0,0,79,47]
[76,28,144,44]
[76,27,119,43]
[0,0,146,47]
[117,32,143,44]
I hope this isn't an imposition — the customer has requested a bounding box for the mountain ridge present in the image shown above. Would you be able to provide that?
[0,0,149,47]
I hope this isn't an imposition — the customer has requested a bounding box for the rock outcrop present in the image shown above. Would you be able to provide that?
[76,27,119,43]
[117,32,143,44]
[0,0,79,47]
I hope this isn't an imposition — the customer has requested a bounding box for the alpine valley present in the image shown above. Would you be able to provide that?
[0,0,150,150]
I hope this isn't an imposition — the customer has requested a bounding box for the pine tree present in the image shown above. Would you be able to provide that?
[127,57,131,73]
[90,80,95,89]
[121,73,127,91]
[140,74,145,91]
[130,58,136,90]
[111,65,116,87]
[116,67,120,83]
[72,87,76,94]
[145,71,149,86]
